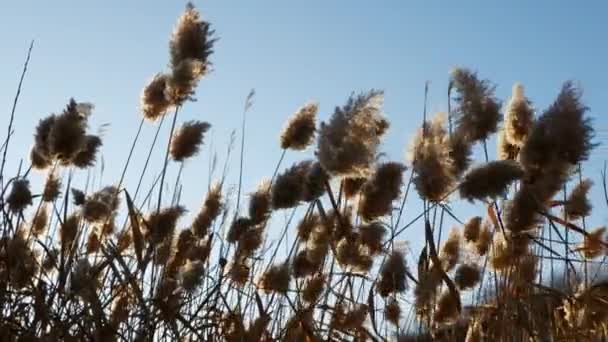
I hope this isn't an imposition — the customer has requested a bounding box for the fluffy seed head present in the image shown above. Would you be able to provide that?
[358,221,386,255]
[343,177,366,198]
[271,160,312,209]
[578,227,606,259]
[454,263,481,290]
[72,135,102,168]
[30,146,51,170]
[192,183,222,237]
[296,213,320,242]
[520,82,595,173]
[409,113,457,202]
[497,127,519,161]
[60,214,81,252]
[42,172,61,202]
[165,59,206,105]
[433,290,461,325]
[358,162,406,221]
[82,186,120,223]
[318,90,387,178]
[31,205,49,236]
[459,160,523,202]
[475,223,492,256]
[259,262,291,294]
[450,68,502,142]
[179,260,205,292]
[302,274,325,303]
[565,179,593,220]
[48,99,89,165]
[6,179,32,212]
[302,161,328,202]
[170,120,211,161]
[504,83,534,147]
[439,229,461,271]
[463,216,482,243]
[169,3,215,71]
[141,74,172,121]
[377,250,408,297]
[145,206,186,245]
[249,179,272,225]
[280,102,318,150]
[227,217,253,244]
[385,298,401,326]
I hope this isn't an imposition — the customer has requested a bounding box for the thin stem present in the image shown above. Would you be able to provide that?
[0,41,34,192]
[157,106,180,212]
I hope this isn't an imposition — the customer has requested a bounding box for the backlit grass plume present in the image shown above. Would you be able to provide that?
[504,83,534,147]
[450,68,502,143]
[459,160,524,201]
[280,102,318,150]
[170,120,211,161]
[318,90,387,178]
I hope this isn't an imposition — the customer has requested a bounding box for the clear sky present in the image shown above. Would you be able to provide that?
[1,1,608,256]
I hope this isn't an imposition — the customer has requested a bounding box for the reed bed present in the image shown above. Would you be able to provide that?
[0,3,607,341]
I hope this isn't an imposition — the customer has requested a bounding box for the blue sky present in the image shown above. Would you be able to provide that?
[1,1,608,259]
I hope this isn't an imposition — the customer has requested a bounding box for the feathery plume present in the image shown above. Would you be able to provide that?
[318,89,387,178]
[6,179,32,212]
[497,127,519,161]
[302,274,325,303]
[358,221,386,255]
[259,262,291,294]
[249,179,272,225]
[463,216,482,243]
[520,82,595,172]
[42,172,61,202]
[227,217,253,243]
[280,102,318,150]
[179,260,205,292]
[385,298,401,326]
[577,227,606,259]
[302,161,328,202]
[409,113,457,202]
[450,68,502,142]
[33,115,56,158]
[565,179,593,220]
[454,263,481,290]
[439,229,461,271]
[165,59,206,105]
[48,99,89,165]
[31,205,49,236]
[169,2,215,71]
[72,135,102,168]
[141,74,172,121]
[60,214,81,252]
[296,213,320,242]
[71,188,86,206]
[504,83,534,147]
[358,162,405,221]
[145,206,186,245]
[433,289,461,325]
[82,186,120,223]
[30,146,51,170]
[377,250,408,297]
[343,177,366,198]
[192,182,222,237]
[271,160,312,209]
[448,131,473,177]
[170,120,211,161]
[475,223,492,256]
[459,160,523,202]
